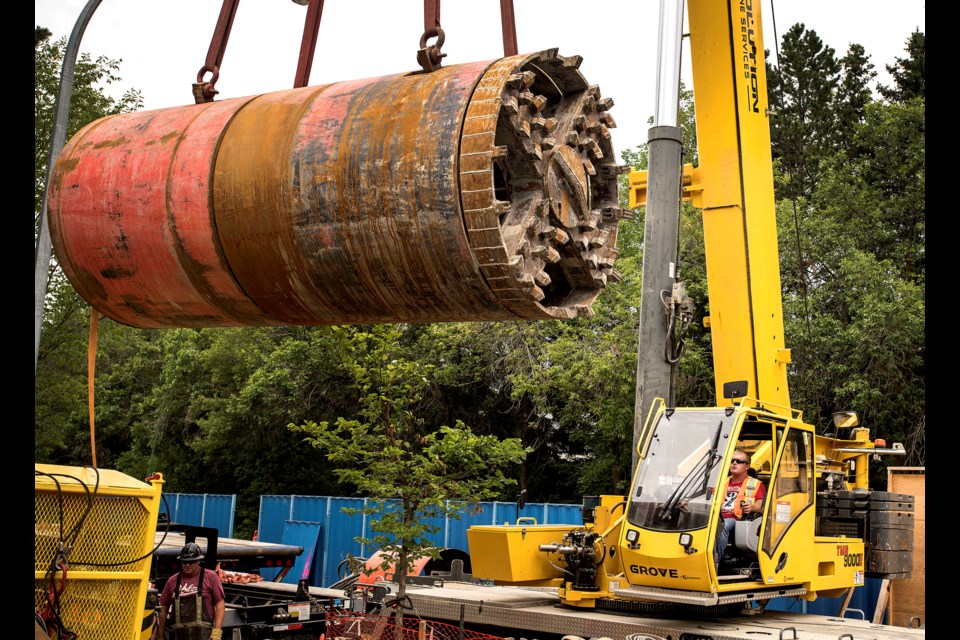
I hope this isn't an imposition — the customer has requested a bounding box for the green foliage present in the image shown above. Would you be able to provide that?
[768,24,841,200]
[771,27,925,481]
[289,324,526,599]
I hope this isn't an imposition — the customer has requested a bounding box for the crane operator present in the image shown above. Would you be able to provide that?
[715,449,766,571]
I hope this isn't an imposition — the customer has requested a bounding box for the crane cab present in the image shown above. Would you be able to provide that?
[468,394,897,610]
[582,397,865,608]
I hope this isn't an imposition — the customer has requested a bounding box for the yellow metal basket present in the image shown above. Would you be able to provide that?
[35,464,163,640]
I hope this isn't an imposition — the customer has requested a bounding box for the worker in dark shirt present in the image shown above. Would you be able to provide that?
[155,542,225,640]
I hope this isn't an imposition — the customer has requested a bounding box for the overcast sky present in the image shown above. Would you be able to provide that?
[36,1,924,163]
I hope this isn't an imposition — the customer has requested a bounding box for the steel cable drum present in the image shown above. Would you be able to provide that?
[48,49,626,329]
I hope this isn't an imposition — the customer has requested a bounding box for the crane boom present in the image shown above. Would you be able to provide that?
[688,0,791,412]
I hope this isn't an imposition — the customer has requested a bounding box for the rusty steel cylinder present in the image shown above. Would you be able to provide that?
[48,49,626,329]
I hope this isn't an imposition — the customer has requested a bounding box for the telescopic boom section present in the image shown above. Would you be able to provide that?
[687,0,791,412]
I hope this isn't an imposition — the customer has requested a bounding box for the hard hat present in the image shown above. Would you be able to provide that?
[177,542,205,562]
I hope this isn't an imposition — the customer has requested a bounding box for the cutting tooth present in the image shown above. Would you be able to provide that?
[492,145,509,159]
[505,73,526,89]
[600,164,630,177]
[525,284,546,301]
[580,211,601,231]
[608,269,623,283]
[513,119,531,138]
[592,272,607,287]
[565,132,581,147]
[597,96,614,111]
[543,118,558,133]
[561,54,583,69]
[583,159,596,176]
[523,140,543,161]
[600,112,617,128]
[508,254,524,275]
[543,225,570,245]
[586,140,603,159]
[534,270,552,286]
[573,115,586,131]
[602,205,630,221]
[502,95,519,115]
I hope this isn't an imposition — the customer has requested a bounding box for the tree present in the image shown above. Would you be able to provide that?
[289,324,526,624]
[834,43,876,149]
[767,24,841,201]
[879,30,925,102]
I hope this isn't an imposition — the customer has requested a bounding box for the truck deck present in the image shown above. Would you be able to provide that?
[285,579,924,640]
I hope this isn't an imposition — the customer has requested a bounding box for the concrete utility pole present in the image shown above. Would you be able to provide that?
[632,0,685,474]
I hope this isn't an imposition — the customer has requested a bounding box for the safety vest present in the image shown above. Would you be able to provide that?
[732,477,762,519]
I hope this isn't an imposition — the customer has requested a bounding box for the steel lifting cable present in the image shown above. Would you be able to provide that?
[767,0,812,344]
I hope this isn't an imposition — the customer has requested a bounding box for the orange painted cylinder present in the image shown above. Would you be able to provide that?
[48,50,625,329]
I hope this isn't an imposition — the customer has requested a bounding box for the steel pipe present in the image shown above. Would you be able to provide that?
[48,49,625,328]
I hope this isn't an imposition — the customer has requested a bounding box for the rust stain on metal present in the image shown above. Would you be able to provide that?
[47,50,626,329]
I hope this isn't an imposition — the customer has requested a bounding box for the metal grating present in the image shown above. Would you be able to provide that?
[34,578,143,640]
[36,492,152,573]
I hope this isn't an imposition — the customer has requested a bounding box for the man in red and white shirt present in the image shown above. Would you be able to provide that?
[715,449,766,571]
[155,542,225,640]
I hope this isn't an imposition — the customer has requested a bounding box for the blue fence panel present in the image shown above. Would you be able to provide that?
[278,520,325,584]
[160,493,235,538]
[255,496,584,588]
[322,497,368,587]
[444,502,481,548]
[257,496,293,579]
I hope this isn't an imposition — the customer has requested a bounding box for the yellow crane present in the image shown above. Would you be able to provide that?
[467,0,912,613]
